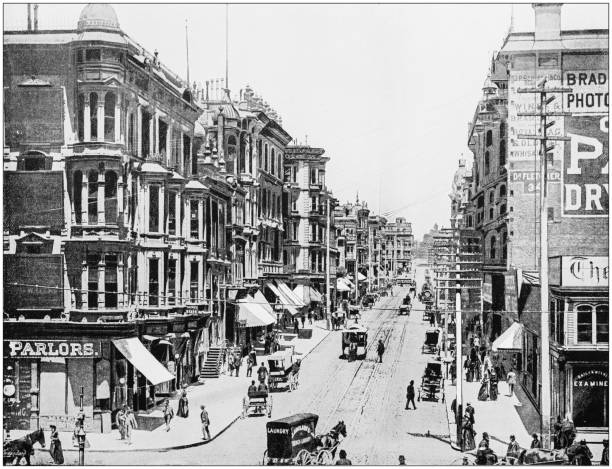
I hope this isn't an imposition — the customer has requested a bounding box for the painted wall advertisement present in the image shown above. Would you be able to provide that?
[564,71,608,115]
[508,70,564,162]
[563,115,609,216]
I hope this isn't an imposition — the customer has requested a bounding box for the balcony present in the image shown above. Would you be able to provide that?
[283,264,296,274]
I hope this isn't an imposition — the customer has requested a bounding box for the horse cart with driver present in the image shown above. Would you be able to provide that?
[3,429,46,466]
[422,329,439,354]
[341,324,368,360]
[263,413,346,465]
[399,296,412,316]
[268,349,300,392]
[418,361,445,402]
[242,388,273,418]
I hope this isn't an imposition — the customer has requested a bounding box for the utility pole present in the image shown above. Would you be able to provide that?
[326,197,331,331]
[517,77,571,450]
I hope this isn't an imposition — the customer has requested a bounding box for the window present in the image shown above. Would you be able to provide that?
[257,140,262,169]
[104,92,116,141]
[486,130,493,146]
[499,185,506,198]
[557,302,565,345]
[190,200,199,239]
[88,170,98,224]
[310,168,317,184]
[105,171,118,224]
[500,122,506,138]
[264,144,269,172]
[85,48,101,61]
[596,305,608,343]
[77,94,85,141]
[489,208,494,220]
[489,191,495,204]
[73,171,82,223]
[90,93,98,140]
[149,258,159,306]
[500,140,506,167]
[149,186,159,232]
[489,235,496,259]
[105,254,118,308]
[484,151,490,175]
[184,134,193,175]
[271,149,276,175]
[168,191,177,234]
[167,259,176,305]
[87,253,100,309]
[227,135,237,163]
[577,305,592,343]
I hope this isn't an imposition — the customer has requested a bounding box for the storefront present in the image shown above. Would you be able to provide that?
[569,362,608,428]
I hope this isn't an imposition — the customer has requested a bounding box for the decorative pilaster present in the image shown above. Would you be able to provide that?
[81,172,88,225]
[84,95,91,142]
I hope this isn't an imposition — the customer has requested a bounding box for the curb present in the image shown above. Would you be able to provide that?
[35,331,332,455]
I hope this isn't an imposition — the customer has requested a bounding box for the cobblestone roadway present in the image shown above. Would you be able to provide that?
[49,265,457,465]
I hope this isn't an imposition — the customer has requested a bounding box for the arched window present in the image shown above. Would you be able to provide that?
[239,134,246,173]
[486,130,493,146]
[489,235,496,259]
[104,92,116,141]
[257,140,262,170]
[501,230,508,261]
[499,185,507,198]
[484,151,490,175]
[77,94,85,142]
[596,304,608,343]
[89,93,98,140]
[264,144,269,172]
[105,170,118,224]
[500,140,506,167]
[489,191,495,204]
[88,170,98,224]
[73,170,83,223]
[227,135,237,160]
[271,148,276,175]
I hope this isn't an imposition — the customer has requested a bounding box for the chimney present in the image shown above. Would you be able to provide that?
[533,3,562,42]
[33,4,38,31]
[27,4,32,31]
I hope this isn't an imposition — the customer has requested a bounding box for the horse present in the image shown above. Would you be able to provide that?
[315,421,347,458]
[517,448,568,465]
[3,428,46,466]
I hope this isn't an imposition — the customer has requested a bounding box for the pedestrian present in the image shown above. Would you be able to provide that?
[464,357,472,382]
[482,351,493,378]
[115,406,126,440]
[561,413,576,448]
[405,380,417,410]
[177,386,189,417]
[163,398,174,431]
[301,314,306,328]
[553,415,563,449]
[477,374,489,401]
[335,449,352,465]
[465,402,475,425]
[246,355,254,377]
[473,335,480,348]
[228,352,235,376]
[601,439,609,466]
[200,405,211,440]
[124,406,138,445]
[451,398,457,421]
[489,371,499,400]
[429,310,435,327]
[234,353,241,377]
[249,347,257,367]
[572,440,593,465]
[49,424,64,465]
[257,363,268,385]
[506,434,521,461]
[398,455,406,465]
[530,433,542,449]
[506,369,517,397]
[308,310,313,325]
[294,317,299,334]
[377,339,385,363]
[72,409,85,447]
[461,412,476,451]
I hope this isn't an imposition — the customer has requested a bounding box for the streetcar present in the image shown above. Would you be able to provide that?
[341,324,368,360]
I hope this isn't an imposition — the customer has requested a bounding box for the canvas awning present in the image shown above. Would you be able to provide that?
[112,338,175,385]
[254,290,274,316]
[277,281,306,308]
[357,272,367,282]
[293,285,323,304]
[265,282,299,316]
[336,278,351,292]
[492,322,524,351]
[238,297,275,328]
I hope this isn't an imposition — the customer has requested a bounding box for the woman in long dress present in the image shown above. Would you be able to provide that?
[461,413,476,451]
[477,375,489,401]
[177,386,189,418]
[49,425,64,465]
[489,372,499,401]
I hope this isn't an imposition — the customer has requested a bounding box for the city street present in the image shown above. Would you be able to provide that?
[47,267,456,465]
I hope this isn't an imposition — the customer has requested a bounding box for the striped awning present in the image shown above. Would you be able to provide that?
[265,282,299,316]
[238,297,276,328]
[492,322,524,351]
[277,281,306,308]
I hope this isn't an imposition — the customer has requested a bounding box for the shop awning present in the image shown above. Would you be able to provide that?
[265,282,299,316]
[254,290,274,316]
[357,272,367,282]
[336,278,351,292]
[277,281,306,308]
[112,338,175,386]
[343,277,355,288]
[293,285,323,304]
[492,322,524,351]
[238,298,276,328]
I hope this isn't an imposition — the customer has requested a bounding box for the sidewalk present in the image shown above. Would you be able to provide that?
[13,320,330,453]
[444,378,606,462]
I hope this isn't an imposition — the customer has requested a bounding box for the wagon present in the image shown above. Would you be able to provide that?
[242,389,272,418]
[263,413,333,465]
[418,361,444,402]
[422,330,439,354]
[268,349,299,392]
[341,324,368,360]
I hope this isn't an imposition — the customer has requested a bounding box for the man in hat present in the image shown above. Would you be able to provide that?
[506,434,521,461]
[601,439,609,465]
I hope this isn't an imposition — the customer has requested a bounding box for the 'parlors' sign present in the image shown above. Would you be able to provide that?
[4,340,101,358]
[561,256,608,287]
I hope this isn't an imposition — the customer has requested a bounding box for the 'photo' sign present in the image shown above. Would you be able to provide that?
[565,71,609,115]
[563,116,609,217]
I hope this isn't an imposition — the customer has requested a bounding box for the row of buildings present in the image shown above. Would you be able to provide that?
[447,3,608,438]
[2,4,414,433]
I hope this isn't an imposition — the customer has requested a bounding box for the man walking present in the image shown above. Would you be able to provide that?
[335,449,352,465]
[377,339,385,363]
[246,354,254,377]
[124,406,138,445]
[405,380,417,410]
[234,353,241,377]
[507,369,517,397]
[257,363,269,386]
[200,405,211,440]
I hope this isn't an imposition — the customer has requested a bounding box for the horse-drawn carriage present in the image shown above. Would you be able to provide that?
[399,296,411,315]
[422,329,439,354]
[263,413,346,465]
[453,446,571,466]
[268,349,300,392]
[3,429,46,466]
[242,389,273,418]
[419,288,434,307]
[361,294,376,309]
[418,361,444,402]
[341,324,368,360]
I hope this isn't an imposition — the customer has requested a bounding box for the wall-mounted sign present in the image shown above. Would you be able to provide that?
[573,369,608,388]
[4,340,100,358]
[145,324,168,336]
[510,169,561,194]
[563,116,609,217]
[564,71,608,115]
[561,256,608,287]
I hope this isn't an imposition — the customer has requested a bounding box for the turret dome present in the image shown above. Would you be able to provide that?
[77,4,120,32]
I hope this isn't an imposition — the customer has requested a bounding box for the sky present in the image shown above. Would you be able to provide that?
[3,2,609,239]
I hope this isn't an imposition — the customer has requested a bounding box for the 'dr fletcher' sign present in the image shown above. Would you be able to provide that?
[4,340,101,358]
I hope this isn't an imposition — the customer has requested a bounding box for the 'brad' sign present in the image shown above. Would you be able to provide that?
[4,340,101,358]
